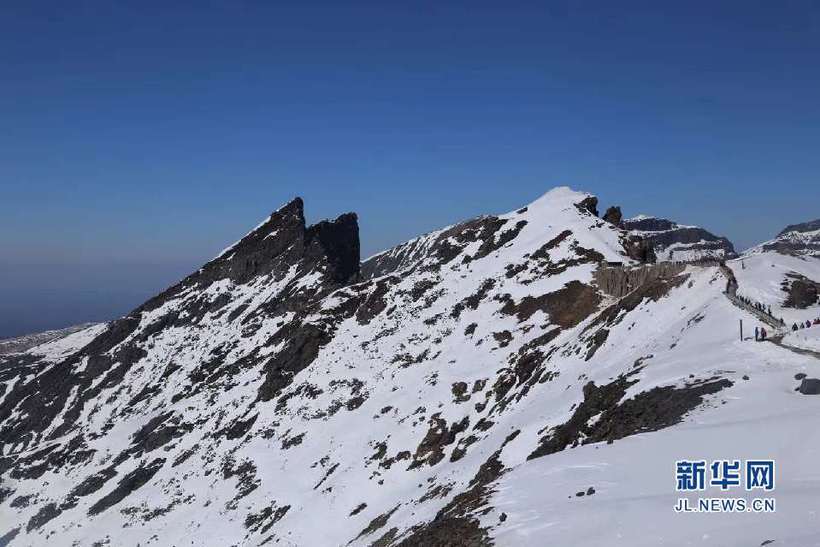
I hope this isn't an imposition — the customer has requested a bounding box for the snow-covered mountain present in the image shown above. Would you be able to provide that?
[745,219,820,258]
[621,215,736,262]
[2,188,819,547]
[730,252,820,322]
[728,220,820,327]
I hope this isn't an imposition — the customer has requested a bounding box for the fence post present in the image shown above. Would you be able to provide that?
[739,319,743,341]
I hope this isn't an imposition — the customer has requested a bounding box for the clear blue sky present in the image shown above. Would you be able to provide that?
[1,1,819,337]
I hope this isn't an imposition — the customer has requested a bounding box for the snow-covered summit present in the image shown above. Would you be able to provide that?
[362,186,630,280]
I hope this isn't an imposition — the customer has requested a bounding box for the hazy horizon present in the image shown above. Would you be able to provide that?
[2,1,819,337]
[2,185,816,339]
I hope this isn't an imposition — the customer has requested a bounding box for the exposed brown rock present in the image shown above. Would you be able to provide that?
[783,273,819,308]
[499,281,601,328]
[528,375,731,460]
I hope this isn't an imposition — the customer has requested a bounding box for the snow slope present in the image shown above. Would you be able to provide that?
[729,252,820,325]
[24,324,109,362]
[1,187,818,547]
[487,267,820,547]
[782,326,820,353]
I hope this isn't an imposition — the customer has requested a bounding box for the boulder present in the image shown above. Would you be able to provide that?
[798,378,820,395]
[784,276,819,309]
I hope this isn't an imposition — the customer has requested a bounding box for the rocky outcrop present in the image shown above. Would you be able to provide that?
[576,196,599,217]
[720,263,738,296]
[621,235,657,264]
[528,372,732,460]
[783,273,819,308]
[798,378,820,395]
[304,212,360,284]
[602,206,622,226]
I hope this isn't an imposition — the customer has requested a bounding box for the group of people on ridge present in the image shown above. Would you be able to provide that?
[792,318,820,331]
[737,295,775,318]
[737,295,789,326]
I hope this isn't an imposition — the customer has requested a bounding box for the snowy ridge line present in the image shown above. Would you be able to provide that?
[1,187,820,546]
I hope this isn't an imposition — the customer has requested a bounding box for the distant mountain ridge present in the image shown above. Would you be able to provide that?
[746,218,820,257]
[741,218,820,258]
[778,218,820,237]
[0,323,101,356]
[620,214,736,262]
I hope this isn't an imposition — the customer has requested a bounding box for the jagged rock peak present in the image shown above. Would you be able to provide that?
[212,197,306,261]
[305,212,360,284]
[203,197,360,286]
[129,197,359,322]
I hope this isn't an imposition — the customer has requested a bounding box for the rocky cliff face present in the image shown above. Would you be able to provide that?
[621,215,736,262]
[593,262,687,299]
[3,188,811,547]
